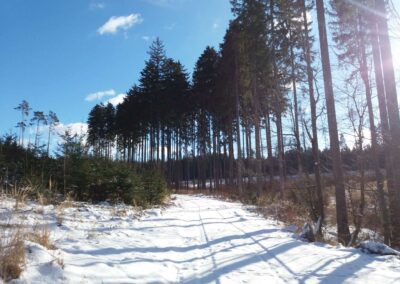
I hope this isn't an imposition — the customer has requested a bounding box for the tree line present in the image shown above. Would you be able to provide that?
[87,0,400,247]
[1,99,167,207]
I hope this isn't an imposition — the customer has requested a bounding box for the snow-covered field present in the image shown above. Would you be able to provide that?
[1,194,400,283]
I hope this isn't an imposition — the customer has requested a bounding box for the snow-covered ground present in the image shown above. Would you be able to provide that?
[1,194,400,283]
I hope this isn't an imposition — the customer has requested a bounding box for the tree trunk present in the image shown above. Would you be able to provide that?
[375,0,400,248]
[301,0,324,235]
[290,31,303,175]
[358,15,391,244]
[316,0,350,245]
[276,114,285,197]
[235,73,243,194]
[266,112,274,188]
[228,130,235,187]
[255,119,262,196]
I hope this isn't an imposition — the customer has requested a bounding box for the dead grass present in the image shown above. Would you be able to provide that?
[58,194,74,210]
[55,194,75,226]
[28,225,56,250]
[0,228,26,282]
[12,186,32,211]
[256,193,309,230]
[112,207,128,217]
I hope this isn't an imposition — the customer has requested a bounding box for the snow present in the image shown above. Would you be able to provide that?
[1,195,400,283]
[358,241,400,256]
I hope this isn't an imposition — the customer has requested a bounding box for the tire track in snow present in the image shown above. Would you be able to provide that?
[186,199,221,284]
[187,198,282,283]
[215,206,299,282]
[213,204,291,282]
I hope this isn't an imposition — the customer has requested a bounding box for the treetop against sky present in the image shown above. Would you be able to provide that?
[0,0,399,141]
[0,0,232,135]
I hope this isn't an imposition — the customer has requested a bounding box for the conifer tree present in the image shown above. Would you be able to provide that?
[31,111,46,151]
[330,0,390,244]
[300,0,324,234]
[46,111,59,157]
[315,0,350,245]
[192,46,219,190]
[14,100,31,148]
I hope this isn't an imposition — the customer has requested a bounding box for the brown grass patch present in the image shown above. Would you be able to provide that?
[55,194,75,226]
[58,195,74,211]
[0,229,26,281]
[28,225,56,250]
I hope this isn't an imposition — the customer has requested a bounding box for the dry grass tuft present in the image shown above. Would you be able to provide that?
[55,194,74,226]
[37,193,47,206]
[12,186,32,210]
[28,225,56,250]
[257,194,309,229]
[58,195,74,211]
[0,229,26,281]
[112,207,128,217]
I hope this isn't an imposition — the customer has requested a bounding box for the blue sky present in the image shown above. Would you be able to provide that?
[0,0,232,136]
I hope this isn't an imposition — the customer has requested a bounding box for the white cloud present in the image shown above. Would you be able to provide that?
[106,94,127,106]
[90,2,105,10]
[85,89,116,102]
[97,14,143,35]
[22,122,89,154]
[85,89,126,106]
[142,35,156,42]
[142,36,151,42]
[56,123,88,137]
[212,19,220,30]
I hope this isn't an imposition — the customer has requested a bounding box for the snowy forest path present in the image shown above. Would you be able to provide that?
[8,194,400,284]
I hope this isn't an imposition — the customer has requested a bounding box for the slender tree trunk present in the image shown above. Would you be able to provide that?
[63,153,67,194]
[35,121,40,149]
[235,68,243,193]
[375,0,400,247]
[228,130,234,187]
[212,125,218,191]
[175,130,180,189]
[161,126,165,163]
[47,125,52,157]
[167,129,172,185]
[156,125,160,163]
[301,0,324,234]
[276,114,285,196]
[266,112,274,188]
[316,0,350,245]
[281,125,287,181]
[371,2,393,243]
[349,130,365,246]
[255,118,262,196]
[245,123,250,159]
[358,17,391,244]
[290,31,303,175]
